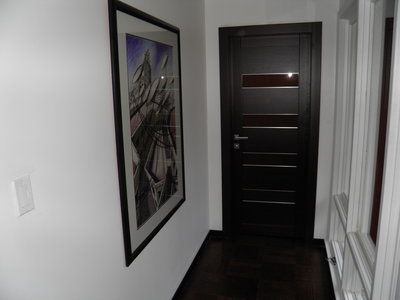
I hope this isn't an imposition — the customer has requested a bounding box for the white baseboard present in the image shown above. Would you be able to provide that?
[325,239,345,300]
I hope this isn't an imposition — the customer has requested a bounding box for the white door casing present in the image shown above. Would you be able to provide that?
[326,0,400,299]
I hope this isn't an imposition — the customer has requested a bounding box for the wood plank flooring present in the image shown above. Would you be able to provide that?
[173,234,335,300]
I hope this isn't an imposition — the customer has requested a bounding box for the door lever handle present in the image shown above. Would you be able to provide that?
[233,134,249,141]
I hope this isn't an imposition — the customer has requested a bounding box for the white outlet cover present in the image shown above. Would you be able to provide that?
[13,175,35,216]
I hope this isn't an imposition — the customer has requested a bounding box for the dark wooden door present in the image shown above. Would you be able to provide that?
[220,23,321,239]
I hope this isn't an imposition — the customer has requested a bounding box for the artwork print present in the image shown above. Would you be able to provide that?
[125,34,179,228]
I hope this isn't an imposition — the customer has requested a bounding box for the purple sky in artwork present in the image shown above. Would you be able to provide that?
[126,34,173,82]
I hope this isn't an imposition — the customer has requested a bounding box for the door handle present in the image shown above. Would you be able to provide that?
[233,134,249,141]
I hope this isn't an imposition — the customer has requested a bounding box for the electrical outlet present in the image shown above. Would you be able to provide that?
[13,175,35,216]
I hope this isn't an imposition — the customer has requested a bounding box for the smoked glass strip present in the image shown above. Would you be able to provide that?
[242,164,297,168]
[242,200,295,205]
[242,73,299,87]
[242,189,296,204]
[242,114,298,127]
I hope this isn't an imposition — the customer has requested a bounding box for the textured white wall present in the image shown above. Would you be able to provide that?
[205,0,339,238]
[0,0,208,299]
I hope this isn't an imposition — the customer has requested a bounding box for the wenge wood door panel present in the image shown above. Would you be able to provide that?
[242,166,297,190]
[241,128,298,152]
[230,31,310,237]
[241,189,296,203]
[219,22,321,240]
[241,89,299,114]
[242,152,298,165]
[241,203,296,225]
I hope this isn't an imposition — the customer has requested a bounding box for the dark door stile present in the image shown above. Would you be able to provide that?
[219,23,321,240]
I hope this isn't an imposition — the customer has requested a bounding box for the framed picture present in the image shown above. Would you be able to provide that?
[108,0,186,266]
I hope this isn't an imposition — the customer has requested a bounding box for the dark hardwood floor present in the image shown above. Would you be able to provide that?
[173,234,335,300]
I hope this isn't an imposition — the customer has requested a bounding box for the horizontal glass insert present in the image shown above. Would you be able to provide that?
[242,200,295,205]
[242,73,299,88]
[242,114,298,127]
[242,188,296,204]
[242,164,297,168]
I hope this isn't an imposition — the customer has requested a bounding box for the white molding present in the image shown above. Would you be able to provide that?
[359,0,386,233]
[357,4,375,231]
[342,241,364,293]
[334,193,349,228]
[329,0,399,298]
[344,291,368,300]
[333,19,351,195]
[347,0,374,233]
[328,201,341,241]
[347,232,373,296]
[326,240,345,300]
[329,200,346,242]
[358,233,375,269]
[372,0,400,298]
[333,240,346,277]
[342,22,358,196]
[328,17,352,244]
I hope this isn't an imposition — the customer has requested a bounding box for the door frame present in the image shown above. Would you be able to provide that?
[219,22,322,240]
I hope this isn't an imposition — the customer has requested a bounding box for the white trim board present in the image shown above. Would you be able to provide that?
[372,0,400,298]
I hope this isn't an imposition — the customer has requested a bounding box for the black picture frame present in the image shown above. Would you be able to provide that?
[108,0,186,266]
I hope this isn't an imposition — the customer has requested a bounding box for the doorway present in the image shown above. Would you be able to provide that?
[219,23,321,239]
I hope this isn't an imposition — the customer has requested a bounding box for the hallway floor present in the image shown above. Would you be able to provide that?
[173,234,335,300]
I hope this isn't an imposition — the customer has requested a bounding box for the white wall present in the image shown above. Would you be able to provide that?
[0,0,208,299]
[205,0,339,238]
